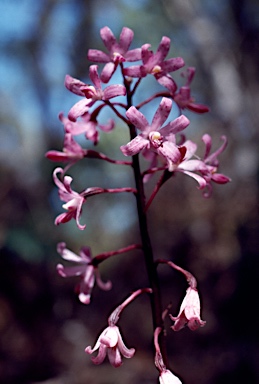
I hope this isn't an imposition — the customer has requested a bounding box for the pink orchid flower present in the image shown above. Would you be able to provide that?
[53,167,86,229]
[53,168,105,230]
[65,65,126,121]
[85,325,135,367]
[175,135,230,196]
[58,111,114,145]
[45,132,87,163]
[120,97,189,169]
[124,36,184,91]
[173,67,209,113]
[88,26,141,83]
[56,242,111,304]
[170,287,206,331]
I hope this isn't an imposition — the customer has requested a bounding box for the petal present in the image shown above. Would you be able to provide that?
[79,246,92,261]
[100,62,116,83]
[100,26,116,52]
[123,65,143,78]
[141,43,153,65]
[78,292,91,304]
[100,326,119,348]
[75,198,86,230]
[126,106,149,131]
[87,49,110,63]
[177,170,207,189]
[187,102,209,114]
[68,99,93,122]
[117,333,135,359]
[160,115,190,136]
[99,118,115,132]
[155,36,170,63]
[56,263,86,277]
[156,75,177,93]
[156,142,181,164]
[178,159,207,172]
[80,265,95,291]
[95,269,112,291]
[205,135,228,165]
[53,167,66,191]
[107,347,122,367]
[45,150,72,162]
[169,313,187,332]
[90,344,108,365]
[160,57,185,73]
[151,98,172,130]
[103,84,126,100]
[55,211,75,225]
[120,136,149,156]
[124,48,142,61]
[89,65,101,89]
[202,134,212,159]
[187,318,206,331]
[119,27,134,52]
[181,140,197,160]
[57,242,85,262]
[211,173,231,184]
[64,74,86,96]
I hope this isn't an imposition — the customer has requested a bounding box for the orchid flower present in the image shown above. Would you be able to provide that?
[120,97,189,169]
[65,65,126,121]
[175,135,230,196]
[124,36,184,91]
[170,287,206,331]
[85,325,135,367]
[57,242,111,304]
[173,67,209,113]
[46,132,87,163]
[88,26,141,83]
[53,167,106,230]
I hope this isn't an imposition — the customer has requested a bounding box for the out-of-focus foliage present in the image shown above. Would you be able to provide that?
[0,0,259,383]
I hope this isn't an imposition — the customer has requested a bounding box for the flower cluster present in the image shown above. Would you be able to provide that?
[46,26,230,383]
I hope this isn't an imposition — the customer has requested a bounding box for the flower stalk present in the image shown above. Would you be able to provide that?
[47,25,230,381]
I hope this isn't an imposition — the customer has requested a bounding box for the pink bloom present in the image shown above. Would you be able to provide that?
[65,65,126,121]
[45,132,87,162]
[88,26,141,83]
[175,135,230,196]
[58,111,114,145]
[120,97,189,169]
[159,370,182,384]
[124,36,184,90]
[56,242,111,304]
[53,167,86,229]
[170,287,206,331]
[85,325,135,367]
[53,168,104,230]
[173,67,209,113]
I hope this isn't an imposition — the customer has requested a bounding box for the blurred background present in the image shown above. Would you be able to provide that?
[0,0,259,383]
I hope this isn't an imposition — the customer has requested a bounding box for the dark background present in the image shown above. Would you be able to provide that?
[0,0,259,383]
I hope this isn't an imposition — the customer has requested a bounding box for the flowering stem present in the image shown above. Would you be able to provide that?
[124,79,168,363]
